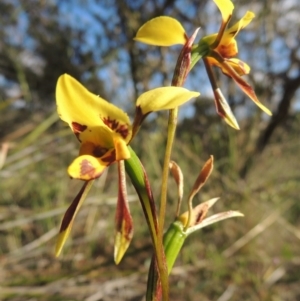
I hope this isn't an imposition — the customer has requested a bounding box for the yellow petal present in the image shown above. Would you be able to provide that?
[207,57,251,76]
[134,16,187,46]
[68,155,109,180]
[136,87,200,115]
[56,74,132,143]
[76,125,115,148]
[222,11,255,43]
[213,0,234,21]
[227,58,251,76]
[114,230,131,264]
[55,180,94,256]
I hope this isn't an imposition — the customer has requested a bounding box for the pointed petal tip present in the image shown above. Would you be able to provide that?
[223,115,240,130]
[258,104,272,116]
[55,230,69,257]
[114,231,131,265]
[187,209,244,234]
[214,88,240,130]
[55,246,62,258]
[234,211,244,217]
[206,197,220,208]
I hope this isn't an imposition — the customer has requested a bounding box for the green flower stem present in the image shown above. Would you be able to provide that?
[143,41,208,299]
[158,45,206,238]
[158,106,178,238]
[157,44,201,297]
[125,147,169,301]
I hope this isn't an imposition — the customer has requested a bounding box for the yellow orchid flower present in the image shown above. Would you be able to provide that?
[134,0,233,48]
[134,0,272,129]
[56,74,131,180]
[55,74,199,258]
[56,74,199,180]
[200,1,272,122]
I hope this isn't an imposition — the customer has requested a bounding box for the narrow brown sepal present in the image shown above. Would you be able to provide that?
[172,27,200,86]
[114,161,133,264]
[55,180,94,256]
[189,155,214,200]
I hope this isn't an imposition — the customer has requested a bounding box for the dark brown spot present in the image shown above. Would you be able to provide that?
[72,122,87,133]
[93,146,108,157]
[102,149,116,163]
[71,122,87,142]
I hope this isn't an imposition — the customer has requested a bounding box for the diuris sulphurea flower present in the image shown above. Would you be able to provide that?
[55,74,199,262]
[134,0,272,129]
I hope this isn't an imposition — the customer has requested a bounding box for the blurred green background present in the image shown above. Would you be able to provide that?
[0,0,299,300]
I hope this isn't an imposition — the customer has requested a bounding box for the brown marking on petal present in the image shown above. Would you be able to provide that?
[102,116,129,139]
[80,159,97,178]
[219,44,227,52]
[103,116,119,130]
[217,41,237,58]
[93,146,109,157]
[72,122,87,142]
[123,220,133,240]
[73,133,80,141]
[72,122,87,133]
[116,125,129,139]
[195,204,209,224]
[102,149,116,163]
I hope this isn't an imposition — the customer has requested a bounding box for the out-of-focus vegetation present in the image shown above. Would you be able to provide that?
[0,0,299,300]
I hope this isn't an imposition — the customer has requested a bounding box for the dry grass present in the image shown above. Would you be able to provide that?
[0,108,299,301]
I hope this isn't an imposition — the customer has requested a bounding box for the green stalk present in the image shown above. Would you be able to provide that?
[156,40,206,299]
[158,40,206,238]
[158,107,178,237]
[140,37,208,299]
